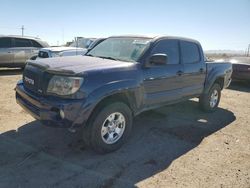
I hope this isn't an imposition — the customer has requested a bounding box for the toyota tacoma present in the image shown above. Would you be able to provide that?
[16,36,232,153]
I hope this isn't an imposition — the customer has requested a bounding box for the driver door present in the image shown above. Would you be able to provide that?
[143,39,184,106]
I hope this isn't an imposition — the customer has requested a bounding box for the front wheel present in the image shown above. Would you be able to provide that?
[199,83,221,112]
[84,102,133,153]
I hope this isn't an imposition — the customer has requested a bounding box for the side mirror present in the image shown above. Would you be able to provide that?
[146,54,168,67]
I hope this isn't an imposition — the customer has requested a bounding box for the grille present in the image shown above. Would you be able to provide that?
[23,64,44,95]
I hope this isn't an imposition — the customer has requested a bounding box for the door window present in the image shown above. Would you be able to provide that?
[14,38,32,47]
[30,40,42,48]
[0,38,11,48]
[151,40,180,65]
[180,41,200,64]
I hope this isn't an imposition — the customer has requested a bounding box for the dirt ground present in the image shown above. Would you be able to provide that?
[0,68,249,188]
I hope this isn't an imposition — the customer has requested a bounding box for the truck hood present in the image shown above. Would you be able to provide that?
[28,56,136,75]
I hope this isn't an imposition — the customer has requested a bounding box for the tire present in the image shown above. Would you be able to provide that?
[83,102,133,153]
[199,83,221,112]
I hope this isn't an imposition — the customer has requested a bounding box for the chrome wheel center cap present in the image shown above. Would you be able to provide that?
[108,122,116,132]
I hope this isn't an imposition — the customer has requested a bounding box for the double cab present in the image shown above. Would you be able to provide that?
[16,36,232,153]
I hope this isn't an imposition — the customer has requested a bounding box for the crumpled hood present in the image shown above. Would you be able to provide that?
[28,56,135,74]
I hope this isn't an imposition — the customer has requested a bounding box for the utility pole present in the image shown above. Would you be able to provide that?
[21,25,24,36]
[62,28,64,45]
[247,44,250,57]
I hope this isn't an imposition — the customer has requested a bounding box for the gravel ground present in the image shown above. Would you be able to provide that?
[0,68,249,188]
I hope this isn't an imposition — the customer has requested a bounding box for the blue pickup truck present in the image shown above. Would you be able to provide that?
[16,36,232,153]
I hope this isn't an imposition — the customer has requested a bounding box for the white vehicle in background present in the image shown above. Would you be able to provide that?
[33,38,96,59]
[36,46,87,59]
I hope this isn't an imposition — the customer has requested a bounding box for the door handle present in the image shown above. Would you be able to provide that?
[176,70,183,76]
[7,51,12,53]
[200,68,204,73]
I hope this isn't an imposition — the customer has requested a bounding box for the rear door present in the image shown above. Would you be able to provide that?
[180,41,206,96]
[12,38,33,64]
[0,37,13,65]
[143,39,184,106]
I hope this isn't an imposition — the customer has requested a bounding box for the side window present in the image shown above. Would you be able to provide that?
[0,38,11,48]
[14,38,32,47]
[30,40,42,48]
[151,40,180,64]
[180,41,200,64]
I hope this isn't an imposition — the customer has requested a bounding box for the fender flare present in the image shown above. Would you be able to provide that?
[204,69,225,94]
[73,79,142,126]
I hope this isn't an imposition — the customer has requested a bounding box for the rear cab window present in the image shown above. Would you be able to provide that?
[38,50,49,58]
[180,41,200,64]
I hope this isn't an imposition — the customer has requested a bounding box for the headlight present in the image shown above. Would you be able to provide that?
[47,76,84,96]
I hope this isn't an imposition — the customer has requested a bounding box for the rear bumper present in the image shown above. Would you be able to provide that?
[16,81,87,128]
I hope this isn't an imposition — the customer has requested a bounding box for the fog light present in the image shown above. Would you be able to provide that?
[60,110,65,119]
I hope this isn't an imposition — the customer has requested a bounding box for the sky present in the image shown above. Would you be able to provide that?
[0,0,249,50]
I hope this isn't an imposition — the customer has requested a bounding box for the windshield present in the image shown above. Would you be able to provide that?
[87,37,151,62]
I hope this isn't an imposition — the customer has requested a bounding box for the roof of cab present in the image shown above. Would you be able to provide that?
[108,35,200,44]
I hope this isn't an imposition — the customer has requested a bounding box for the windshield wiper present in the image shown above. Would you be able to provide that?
[85,54,116,60]
[96,56,118,61]
[86,54,132,62]
[85,54,93,57]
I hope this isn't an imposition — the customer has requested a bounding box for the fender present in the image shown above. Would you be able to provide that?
[89,79,142,109]
[73,79,143,126]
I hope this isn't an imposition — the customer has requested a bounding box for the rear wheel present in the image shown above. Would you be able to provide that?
[83,102,132,153]
[199,83,221,112]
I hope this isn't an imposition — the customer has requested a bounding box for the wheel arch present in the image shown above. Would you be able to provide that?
[214,77,224,90]
[89,91,137,118]
[204,74,225,94]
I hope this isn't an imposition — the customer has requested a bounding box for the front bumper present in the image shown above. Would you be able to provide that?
[16,81,86,128]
